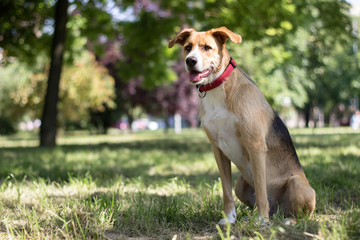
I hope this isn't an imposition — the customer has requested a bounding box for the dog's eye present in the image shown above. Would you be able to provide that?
[185,45,192,52]
[204,45,212,51]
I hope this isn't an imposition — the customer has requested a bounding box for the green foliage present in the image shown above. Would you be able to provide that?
[318,42,360,112]
[160,0,298,41]
[0,0,115,64]
[0,59,38,121]
[0,51,115,128]
[59,51,116,125]
[229,40,309,112]
[119,11,178,88]
[286,1,357,115]
[227,0,358,117]
[0,0,54,64]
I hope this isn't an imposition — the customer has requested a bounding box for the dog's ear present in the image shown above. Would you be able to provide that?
[168,28,195,48]
[210,27,242,45]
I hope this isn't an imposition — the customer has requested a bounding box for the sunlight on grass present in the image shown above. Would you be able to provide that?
[0,128,359,239]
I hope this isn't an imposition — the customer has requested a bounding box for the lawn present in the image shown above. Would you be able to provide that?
[0,128,359,239]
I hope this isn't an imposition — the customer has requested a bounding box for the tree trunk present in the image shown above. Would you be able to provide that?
[126,109,134,133]
[304,102,311,128]
[40,0,68,147]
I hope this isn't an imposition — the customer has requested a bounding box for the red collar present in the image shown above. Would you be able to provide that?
[197,58,236,95]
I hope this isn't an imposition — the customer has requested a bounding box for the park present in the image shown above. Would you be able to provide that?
[1,0,360,239]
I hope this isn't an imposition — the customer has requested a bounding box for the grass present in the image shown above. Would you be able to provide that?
[0,128,359,239]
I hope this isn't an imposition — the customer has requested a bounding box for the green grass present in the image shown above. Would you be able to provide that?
[0,128,359,239]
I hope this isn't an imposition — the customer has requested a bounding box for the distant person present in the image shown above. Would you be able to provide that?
[350,110,360,130]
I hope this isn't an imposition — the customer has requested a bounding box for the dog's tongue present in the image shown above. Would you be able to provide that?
[189,69,211,83]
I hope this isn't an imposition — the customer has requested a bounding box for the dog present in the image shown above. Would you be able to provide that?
[169,27,316,224]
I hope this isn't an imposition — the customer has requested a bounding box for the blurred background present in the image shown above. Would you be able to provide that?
[1,0,360,146]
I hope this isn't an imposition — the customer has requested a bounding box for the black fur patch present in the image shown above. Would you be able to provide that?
[271,114,302,168]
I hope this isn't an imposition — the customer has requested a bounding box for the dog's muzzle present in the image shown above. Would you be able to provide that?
[186,56,197,68]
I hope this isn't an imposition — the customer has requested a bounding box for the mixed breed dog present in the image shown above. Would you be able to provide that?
[168,27,316,224]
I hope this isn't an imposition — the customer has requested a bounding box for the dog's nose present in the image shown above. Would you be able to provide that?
[186,57,197,67]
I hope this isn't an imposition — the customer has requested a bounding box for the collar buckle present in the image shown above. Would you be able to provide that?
[197,85,207,98]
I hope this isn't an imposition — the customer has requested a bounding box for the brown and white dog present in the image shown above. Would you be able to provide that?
[169,27,316,224]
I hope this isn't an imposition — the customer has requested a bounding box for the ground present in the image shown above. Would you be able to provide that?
[0,128,359,239]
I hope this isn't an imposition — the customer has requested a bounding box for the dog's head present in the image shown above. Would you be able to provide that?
[169,27,242,85]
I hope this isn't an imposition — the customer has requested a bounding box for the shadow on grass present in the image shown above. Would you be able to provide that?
[86,190,322,239]
[292,132,360,149]
[0,138,218,185]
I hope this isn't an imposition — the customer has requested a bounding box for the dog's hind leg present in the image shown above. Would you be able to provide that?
[235,175,255,208]
[283,174,316,217]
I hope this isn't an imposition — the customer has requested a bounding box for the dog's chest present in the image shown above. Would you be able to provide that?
[200,88,250,170]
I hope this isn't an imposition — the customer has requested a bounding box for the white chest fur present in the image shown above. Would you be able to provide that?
[200,87,252,177]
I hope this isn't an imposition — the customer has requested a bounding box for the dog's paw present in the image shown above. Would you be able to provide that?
[218,208,237,225]
[258,216,271,228]
[284,218,291,226]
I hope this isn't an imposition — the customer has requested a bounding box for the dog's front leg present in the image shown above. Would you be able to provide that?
[249,150,269,220]
[213,146,236,224]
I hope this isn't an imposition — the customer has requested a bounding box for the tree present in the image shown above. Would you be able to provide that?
[284,1,356,125]
[40,0,68,146]
[58,52,116,127]
[0,51,116,131]
[0,0,68,144]
[1,0,116,144]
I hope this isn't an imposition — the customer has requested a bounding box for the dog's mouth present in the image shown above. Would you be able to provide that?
[189,68,212,83]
